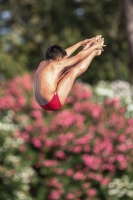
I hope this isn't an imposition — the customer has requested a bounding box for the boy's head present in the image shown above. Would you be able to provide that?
[46,45,67,60]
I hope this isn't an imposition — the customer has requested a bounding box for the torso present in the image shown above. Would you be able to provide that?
[33,60,62,105]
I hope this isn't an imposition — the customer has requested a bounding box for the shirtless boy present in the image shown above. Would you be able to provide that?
[33,35,106,111]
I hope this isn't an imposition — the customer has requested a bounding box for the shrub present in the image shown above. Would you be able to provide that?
[0,74,133,200]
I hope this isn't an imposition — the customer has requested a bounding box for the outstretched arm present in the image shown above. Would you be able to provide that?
[63,38,105,66]
[54,37,105,73]
[58,48,103,83]
[65,39,93,57]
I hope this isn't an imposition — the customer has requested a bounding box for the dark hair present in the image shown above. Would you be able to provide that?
[46,45,67,60]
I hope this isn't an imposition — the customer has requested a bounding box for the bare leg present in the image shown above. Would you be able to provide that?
[57,50,100,105]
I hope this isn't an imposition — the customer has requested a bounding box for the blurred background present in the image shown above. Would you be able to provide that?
[0,0,133,200]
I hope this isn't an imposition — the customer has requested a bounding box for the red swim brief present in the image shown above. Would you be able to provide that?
[40,92,62,111]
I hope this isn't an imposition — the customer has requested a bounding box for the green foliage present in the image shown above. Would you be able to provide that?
[0,0,130,82]
[0,52,27,79]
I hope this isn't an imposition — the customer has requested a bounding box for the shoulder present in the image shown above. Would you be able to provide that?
[38,60,47,67]
[50,60,63,69]
[41,60,61,72]
[58,55,81,67]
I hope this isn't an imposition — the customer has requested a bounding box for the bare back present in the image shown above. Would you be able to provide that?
[33,60,62,105]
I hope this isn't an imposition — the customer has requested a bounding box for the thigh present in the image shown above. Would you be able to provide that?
[56,52,95,105]
[56,69,76,105]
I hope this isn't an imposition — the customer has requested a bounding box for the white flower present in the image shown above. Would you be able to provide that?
[4,137,24,149]
[5,155,21,163]
[127,190,133,197]
[94,80,133,118]
[108,175,133,198]
[127,104,133,112]
[14,191,32,200]
[0,122,18,131]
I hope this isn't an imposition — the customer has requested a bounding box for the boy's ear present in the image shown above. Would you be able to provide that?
[57,57,62,61]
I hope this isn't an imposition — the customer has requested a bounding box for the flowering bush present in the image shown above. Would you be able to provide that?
[94,80,133,118]
[0,74,133,200]
[0,129,35,200]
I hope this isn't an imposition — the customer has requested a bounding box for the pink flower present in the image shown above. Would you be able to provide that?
[48,178,62,189]
[108,157,115,163]
[52,111,75,127]
[95,174,103,181]
[22,74,32,91]
[66,193,76,200]
[18,97,26,106]
[25,125,33,132]
[32,137,42,148]
[57,137,67,147]
[34,119,44,127]
[55,151,66,159]
[54,168,64,175]
[73,171,85,180]
[45,139,54,147]
[43,160,57,167]
[31,110,42,119]
[41,127,49,135]
[119,106,126,113]
[51,110,85,130]
[102,164,115,173]
[83,155,102,170]
[112,97,119,107]
[48,190,61,200]
[82,183,91,189]
[117,144,127,152]
[65,132,75,140]
[91,104,102,119]
[66,169,74,176]
[105,97,119,107]
[101,177,110,186]
[19,145,26,152]
[65,96,75,104]
[0,96,15,109]
[75,134,92,145]
[13,131,21,138]
[118,135,126,142]
[73,146,82,153]
[128,118,133,126]
[30,97,41,109]
[21,132,29,142]
[87,188,97,196]
[88,172,95,180]
[71,81,92,100]
[34,163,40,168]
[117,154,127,169]
[92,108,101,118]
[83,146,91,153]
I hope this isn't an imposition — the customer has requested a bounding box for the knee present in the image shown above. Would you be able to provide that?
[69,68,78,78]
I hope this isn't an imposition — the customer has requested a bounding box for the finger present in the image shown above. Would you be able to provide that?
[95,35,102,41]
[85,38,93,43]
[86,40,94,45]
[83,39,91,46]
[86,38,94,43]
[96,37,104,43]
[95,35,102,38]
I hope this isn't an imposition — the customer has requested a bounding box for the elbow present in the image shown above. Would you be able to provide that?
[64,50,69,58]
[78,52,83,60]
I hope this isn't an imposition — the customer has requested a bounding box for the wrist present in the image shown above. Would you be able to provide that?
[79,41,83,46]
[92,50,97,56]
